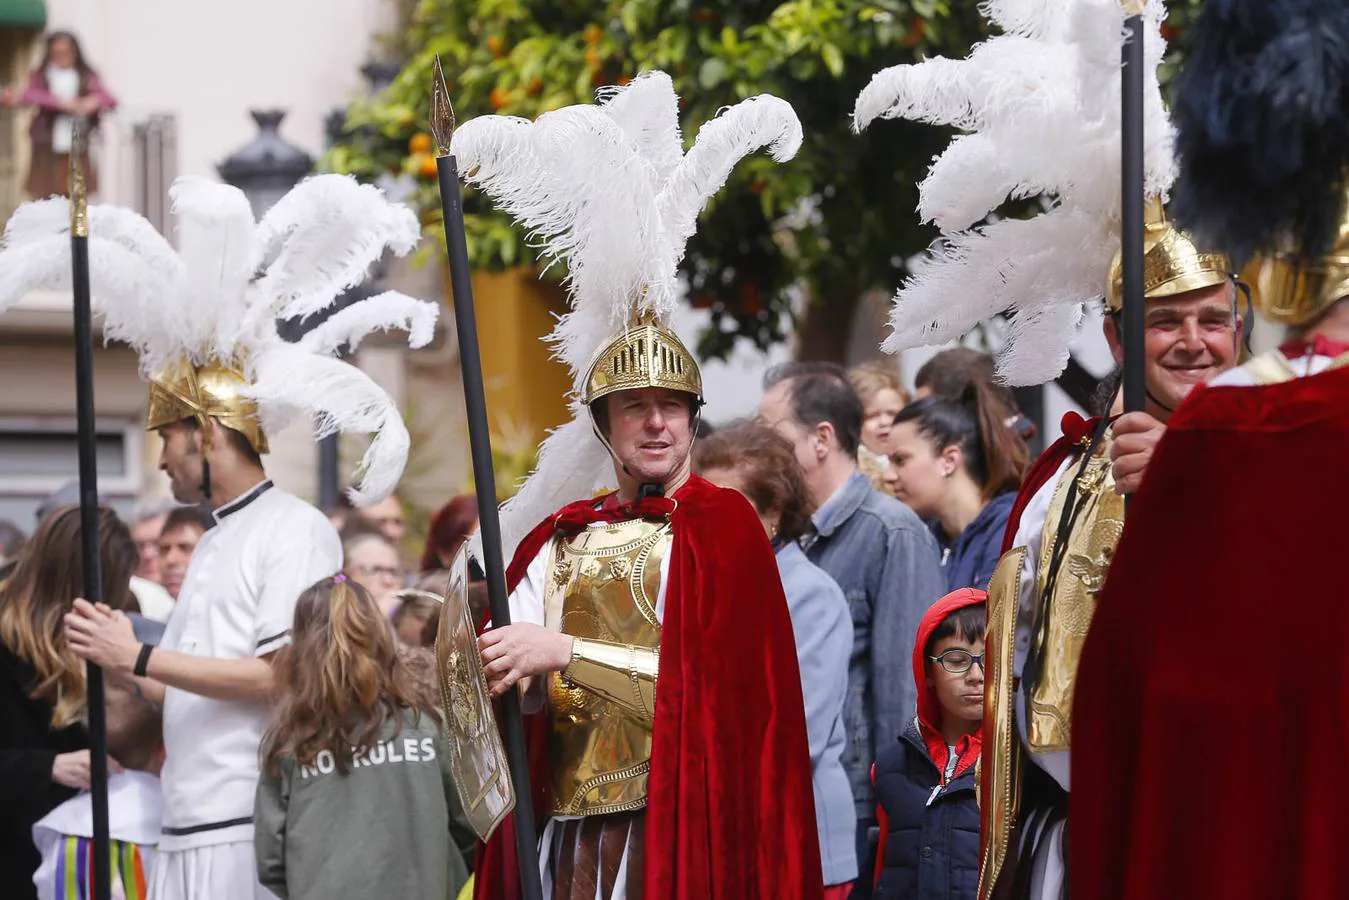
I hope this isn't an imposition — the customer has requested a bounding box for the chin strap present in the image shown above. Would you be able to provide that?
[200,457,213,505]
[1144,389,1175,415]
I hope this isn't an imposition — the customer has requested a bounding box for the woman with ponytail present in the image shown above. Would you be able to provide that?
[884,383,1030,591]
[255,575,473,900]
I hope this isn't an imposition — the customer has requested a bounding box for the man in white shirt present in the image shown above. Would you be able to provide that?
[66,408,340,900]
[38,174,439,900]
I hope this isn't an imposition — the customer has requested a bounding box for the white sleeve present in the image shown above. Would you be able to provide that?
[501,538,553,628]
[253,514,342,657]
[1010,460,1066,680]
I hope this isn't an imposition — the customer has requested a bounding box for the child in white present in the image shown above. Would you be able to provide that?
[31,682,163,900]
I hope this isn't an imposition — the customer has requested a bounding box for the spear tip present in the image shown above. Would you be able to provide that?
[431,56,456,157]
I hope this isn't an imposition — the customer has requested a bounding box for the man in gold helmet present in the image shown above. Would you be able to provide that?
[1205,186,1349,387]
[472,318,823,900]
[42,173,436,900]
[977,207,1238,900]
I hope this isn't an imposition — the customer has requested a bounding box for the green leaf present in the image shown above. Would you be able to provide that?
[821,43,845,77]
[698,57,729,89]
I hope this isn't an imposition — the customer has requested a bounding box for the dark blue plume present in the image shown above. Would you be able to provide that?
[1170,0,1349,264]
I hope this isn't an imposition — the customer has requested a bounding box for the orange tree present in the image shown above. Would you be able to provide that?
[329,0,1204,362]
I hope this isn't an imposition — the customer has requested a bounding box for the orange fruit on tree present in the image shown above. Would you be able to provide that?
[409,132,432,154]
[490,86,510,110]
[487,35,506,57]
[419,154,439,178]
[583,23,603,45]
[585,47,602,70]
[902,15,925,48]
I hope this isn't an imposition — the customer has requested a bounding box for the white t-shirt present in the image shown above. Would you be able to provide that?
[31,770,162,900]
[157,480,340,851]
[45,65,80,154]
[1208,351,1337,387]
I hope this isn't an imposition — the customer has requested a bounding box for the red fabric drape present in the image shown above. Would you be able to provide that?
[476,475,824,899]
[1070,367,1349,899]
[999,413,1103,554]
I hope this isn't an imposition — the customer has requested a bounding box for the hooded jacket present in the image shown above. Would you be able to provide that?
[871,588,986,900]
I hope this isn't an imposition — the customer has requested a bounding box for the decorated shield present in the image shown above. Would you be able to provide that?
[434,548,515,840]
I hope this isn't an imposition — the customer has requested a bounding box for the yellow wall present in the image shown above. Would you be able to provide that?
[470,268,573,446]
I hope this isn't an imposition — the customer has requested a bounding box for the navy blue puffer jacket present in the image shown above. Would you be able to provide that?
[872,719,980,900]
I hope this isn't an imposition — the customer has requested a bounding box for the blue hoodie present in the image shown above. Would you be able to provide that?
[931,491,1016,593]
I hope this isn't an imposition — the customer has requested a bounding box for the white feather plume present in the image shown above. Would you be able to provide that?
[857,0,1175,385]
[169,178,256,359]
[457,72,801,561]
[656,95,802,272]
[244,344,411,506]
[0,173,437,506]
[599,71,685,188]
[298,291,439,356]
[245,175,421,333]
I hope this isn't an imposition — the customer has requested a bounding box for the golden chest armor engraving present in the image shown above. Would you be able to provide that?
[1026,436,1124,754]
[544,516,669,816]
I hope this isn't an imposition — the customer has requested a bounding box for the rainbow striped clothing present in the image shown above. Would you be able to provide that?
[45,837,151,900]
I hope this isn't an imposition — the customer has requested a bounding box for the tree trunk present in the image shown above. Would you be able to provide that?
[795,281,864,362]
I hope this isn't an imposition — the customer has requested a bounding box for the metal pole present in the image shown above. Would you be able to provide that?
[69,120,112,900]
[317,433,340,508]
[430,61,543,900]
[1121,9,1147,415]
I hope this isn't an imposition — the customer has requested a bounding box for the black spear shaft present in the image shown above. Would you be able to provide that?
[430,64,543,900]
[1121,9,1146,418]
[69,120,112,900]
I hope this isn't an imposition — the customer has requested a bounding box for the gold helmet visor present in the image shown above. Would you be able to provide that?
[582,319,704,407]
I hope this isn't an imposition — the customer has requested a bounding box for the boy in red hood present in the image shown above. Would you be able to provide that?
[871,588,986,900]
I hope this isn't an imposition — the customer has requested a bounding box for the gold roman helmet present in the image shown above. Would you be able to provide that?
[581,317,703,449]
[1247,183,1349,326]
[582,317,704,408]
[1106,199,1233,314]
[145,356,269,455]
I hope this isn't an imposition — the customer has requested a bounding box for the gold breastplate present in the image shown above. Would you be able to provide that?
[1025,436,1124,753]
[544,517,669,816]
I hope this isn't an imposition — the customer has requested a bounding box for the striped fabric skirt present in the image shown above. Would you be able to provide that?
[543,811,645,900]
[48,837,149,900]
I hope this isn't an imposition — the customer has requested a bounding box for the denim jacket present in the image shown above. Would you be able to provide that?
[804,471,945,817]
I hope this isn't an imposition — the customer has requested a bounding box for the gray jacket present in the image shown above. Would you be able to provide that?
[777,541,858,886]
[255,711,472,900]
[804,471,945,817]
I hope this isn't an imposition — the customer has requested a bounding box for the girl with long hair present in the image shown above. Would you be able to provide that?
[0,504,138,899]
[885,382,1031,591]
[19,30,118,199]
[255,575,472,900]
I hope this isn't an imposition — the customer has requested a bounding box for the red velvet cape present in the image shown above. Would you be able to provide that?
[1070,366,1349,899]
[999,413,1103,554]
[475,474,825,899]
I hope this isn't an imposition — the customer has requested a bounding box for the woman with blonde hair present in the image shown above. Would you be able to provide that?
[255,574,473,900]
[848,362,910,493]
[0,504,138,899]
